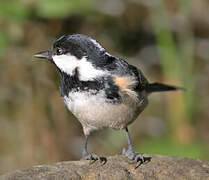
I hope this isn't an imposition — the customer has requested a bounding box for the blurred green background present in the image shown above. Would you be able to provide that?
[0,0,209,174]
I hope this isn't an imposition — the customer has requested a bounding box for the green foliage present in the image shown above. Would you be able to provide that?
[36,0,93,18]
[138,138,205,160]
[0,0,29,55]
[0,1,29,21]
[0,31,9,56]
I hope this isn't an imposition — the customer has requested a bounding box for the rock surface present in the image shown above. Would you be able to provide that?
[1,155,209,180]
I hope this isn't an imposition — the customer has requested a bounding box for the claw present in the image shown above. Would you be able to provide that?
[135,153,145,163]
[122,148,151,168]
[81,153,107,165]
[99,157,107,165]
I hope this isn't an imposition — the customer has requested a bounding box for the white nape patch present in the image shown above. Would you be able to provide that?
[105,52,112,56]
[52,54,107,81]
[90,39,105,51]
[90,38,112,57]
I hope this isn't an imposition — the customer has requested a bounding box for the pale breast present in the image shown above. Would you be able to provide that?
[63,89,148,135]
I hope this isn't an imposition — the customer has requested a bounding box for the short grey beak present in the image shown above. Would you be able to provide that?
[34,50,52,60]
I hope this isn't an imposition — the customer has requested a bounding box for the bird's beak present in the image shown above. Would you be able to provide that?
[34,50,52,60]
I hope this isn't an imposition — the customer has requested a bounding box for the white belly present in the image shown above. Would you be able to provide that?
[63,90,148,135]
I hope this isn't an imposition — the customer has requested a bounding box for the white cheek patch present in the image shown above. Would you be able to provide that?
[53,54,78,75]
[52,54,107,81]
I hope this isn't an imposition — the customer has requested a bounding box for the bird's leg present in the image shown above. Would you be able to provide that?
[122,127,149,166]
[82,135,89,158]
[81,135,106,163]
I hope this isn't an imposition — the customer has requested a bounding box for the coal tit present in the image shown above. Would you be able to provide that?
[34,34,182,164]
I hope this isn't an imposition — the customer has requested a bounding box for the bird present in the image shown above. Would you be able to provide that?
[34,34,182,164]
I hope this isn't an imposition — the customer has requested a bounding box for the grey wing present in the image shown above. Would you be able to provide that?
[105,55,149,94]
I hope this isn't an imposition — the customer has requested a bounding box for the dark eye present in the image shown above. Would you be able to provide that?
[56,47,63,55]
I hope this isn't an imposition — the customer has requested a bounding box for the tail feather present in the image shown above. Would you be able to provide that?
[146,82,184,93]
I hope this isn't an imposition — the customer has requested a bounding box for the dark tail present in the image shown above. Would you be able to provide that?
[146,82,184,93]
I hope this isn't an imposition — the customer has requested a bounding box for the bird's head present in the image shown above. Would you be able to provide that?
[34,34,113,81]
